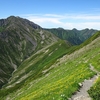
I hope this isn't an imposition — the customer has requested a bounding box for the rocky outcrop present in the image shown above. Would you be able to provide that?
[0,16,58,88]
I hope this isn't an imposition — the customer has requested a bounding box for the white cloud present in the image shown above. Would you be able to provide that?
[63,22,100,30]
[69,15,100,20]
[22,14,100,30]
[29,17,61,24]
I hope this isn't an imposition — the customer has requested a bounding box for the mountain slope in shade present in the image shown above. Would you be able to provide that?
[45,28,97,45]
[0,16,59,88]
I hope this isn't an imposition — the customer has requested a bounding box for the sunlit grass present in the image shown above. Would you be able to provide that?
[0,32,100,100]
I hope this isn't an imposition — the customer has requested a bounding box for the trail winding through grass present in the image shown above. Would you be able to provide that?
[69,64,99,100]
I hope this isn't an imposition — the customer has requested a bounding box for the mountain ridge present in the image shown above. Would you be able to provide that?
[0,16,41,29]
[0,16,100,100]
[0,30,100,100]
[45,28,97,45]
[0,16,59,88]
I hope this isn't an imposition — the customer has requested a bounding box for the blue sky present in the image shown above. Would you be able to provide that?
[0,0,100,29]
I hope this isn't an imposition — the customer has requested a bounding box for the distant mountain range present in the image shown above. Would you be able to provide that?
[45,28,97,45]
[0,16,100,100]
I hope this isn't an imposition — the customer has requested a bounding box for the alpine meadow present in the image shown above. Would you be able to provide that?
[0,15,100,100]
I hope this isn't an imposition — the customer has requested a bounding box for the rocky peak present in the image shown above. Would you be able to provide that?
[0,16,41,29]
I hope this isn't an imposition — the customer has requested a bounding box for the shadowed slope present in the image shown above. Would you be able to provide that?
[0,16,58,88]
[46,28,97,45]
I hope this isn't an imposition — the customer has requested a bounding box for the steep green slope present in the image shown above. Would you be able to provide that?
[46,28,97,45]
[87,32,100,100]
[0,40,71,99]
[0,31,100,100]
[88,77,100,100]
[0,16,58,88]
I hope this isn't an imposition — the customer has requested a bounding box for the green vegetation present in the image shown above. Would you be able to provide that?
[0,26,5,32]
[46,28,97,45]
[0,40,71,98]
[0,16,100,100]
[87,32,100,100]
[88,77,100,100]
[0,16,58,88]
[0,32,100,100]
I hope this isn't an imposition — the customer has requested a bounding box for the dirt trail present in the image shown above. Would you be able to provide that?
[69,64,99,100]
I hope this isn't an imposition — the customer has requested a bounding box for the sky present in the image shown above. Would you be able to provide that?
[0,0,100,29]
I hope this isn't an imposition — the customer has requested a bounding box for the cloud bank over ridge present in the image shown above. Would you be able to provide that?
[23,14,100,30]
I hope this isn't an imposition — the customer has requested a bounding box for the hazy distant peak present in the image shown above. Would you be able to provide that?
[72,28,77,30]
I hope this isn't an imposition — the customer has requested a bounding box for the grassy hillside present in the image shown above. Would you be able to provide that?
[0,31,100,100]
[87,32,100,100]
[0,40,71,99]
